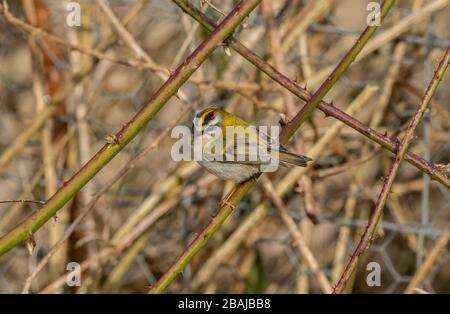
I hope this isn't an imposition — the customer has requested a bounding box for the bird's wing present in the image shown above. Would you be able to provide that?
[255,126,312,166]
[218,127,275,165]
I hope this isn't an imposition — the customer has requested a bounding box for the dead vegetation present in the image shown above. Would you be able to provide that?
[0,0,449,294]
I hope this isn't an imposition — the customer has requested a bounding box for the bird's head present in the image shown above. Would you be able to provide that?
[192,107,225,138]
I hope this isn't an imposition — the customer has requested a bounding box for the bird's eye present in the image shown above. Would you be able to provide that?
[202,111,215,127]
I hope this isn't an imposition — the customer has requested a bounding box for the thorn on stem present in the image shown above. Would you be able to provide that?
[436,163,450,176]
[224,46,231,57]
[295,185,305,195]
[26,234,36,256]
[220,199,236,209]
[106,134,119,145]
[279,113,288,126]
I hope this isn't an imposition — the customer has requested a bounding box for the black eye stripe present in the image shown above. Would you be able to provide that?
[202,111,215,126]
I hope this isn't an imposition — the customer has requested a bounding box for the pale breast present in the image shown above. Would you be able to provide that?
[198,160,259,182]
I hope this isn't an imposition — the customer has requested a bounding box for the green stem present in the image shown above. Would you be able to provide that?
[171,0,449,188]
[0,0,262,257]
[149,0,396,294]
[279,0,396,143]
[0,0,145,175]
[333,46,450,294]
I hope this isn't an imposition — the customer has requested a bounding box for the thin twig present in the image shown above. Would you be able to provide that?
[0,200,45,205]
[261,0,296,116]
[311,148,380,179]
[171,0,450,188]
[149,0,395,293]
[21,106,192,293]
[0,0,262,257]
[279,0,396,142]
[404,228,450,294]
[0,0,147,176]
[188,85,374,291]
[262,177,332,293]
[332,46,450,293]
[39,174,217,293]
[0,1,165,72]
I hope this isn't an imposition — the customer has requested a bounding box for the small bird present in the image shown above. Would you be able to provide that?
[192,107,312,182]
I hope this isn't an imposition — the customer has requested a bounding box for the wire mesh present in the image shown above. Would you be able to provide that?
[0,0,449,293]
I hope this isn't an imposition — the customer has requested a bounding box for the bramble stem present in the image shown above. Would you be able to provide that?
[149,0,396,294]
[333,46,450,294]
[172,0,449,188]
[0,0,262,257]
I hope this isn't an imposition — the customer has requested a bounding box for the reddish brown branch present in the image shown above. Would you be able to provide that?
[332,46,450,293]
[172,0,450,189]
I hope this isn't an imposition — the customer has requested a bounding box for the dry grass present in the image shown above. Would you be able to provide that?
[0,0,449,294]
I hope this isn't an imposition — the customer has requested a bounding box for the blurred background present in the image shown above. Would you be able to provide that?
[0,0,449,293]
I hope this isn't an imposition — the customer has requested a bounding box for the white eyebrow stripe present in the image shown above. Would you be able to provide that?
[207,116,220,127]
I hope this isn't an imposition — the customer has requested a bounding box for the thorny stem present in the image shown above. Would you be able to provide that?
[0,0,147,175]
[172,0,450,188]
[332,46,450,293]
[149,0,396,294]
[0,0,262,257]
[279,0,396,142]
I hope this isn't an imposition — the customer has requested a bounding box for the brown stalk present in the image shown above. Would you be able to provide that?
[149,0,395,293]
[172,0,450,189]
[0,0,263,257]
[332,46,450,293]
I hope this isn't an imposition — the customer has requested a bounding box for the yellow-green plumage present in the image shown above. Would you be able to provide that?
[193,107,311,182]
